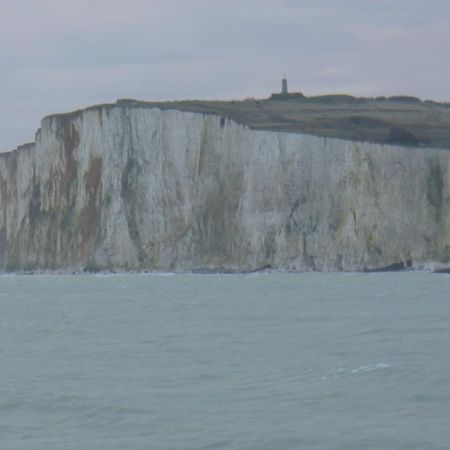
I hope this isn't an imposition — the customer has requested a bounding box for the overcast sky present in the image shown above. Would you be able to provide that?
[1,0,450,151]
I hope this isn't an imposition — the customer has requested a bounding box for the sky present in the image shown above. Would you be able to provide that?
[1,0,450,151]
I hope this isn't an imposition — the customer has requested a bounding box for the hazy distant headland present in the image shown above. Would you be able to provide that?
[1,88,450,273]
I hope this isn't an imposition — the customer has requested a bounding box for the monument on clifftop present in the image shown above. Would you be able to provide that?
[270,78,303,99]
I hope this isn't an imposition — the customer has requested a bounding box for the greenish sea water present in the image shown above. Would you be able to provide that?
[1,272,449,450]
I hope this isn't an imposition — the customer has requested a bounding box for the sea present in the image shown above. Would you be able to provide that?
[1,272,449,450]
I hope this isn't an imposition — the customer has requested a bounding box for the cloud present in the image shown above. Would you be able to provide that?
[1,0,450,150]
[349,22,450,48]
[319,66,358,77]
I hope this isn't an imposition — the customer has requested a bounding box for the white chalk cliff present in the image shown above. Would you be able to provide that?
[1,104,449,271]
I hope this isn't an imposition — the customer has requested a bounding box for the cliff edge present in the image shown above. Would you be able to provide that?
[1,102,449,272]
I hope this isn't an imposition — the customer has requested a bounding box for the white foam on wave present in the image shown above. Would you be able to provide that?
[409,261,450,273]
[318,363,390,381]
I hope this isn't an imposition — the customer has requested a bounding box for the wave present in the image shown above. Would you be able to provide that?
[318,363,390,381]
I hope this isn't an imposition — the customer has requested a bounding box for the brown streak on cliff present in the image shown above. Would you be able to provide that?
[77,157,103,258]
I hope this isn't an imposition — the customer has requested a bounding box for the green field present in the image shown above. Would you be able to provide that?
[68,94,450,149]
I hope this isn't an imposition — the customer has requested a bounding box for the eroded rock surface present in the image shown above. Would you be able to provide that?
[1,105,449,271]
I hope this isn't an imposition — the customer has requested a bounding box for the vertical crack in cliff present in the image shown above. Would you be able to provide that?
[195,123,207,181]
[426,155,443,216]
[60,119,79,197]
[425,154,445,259]
[50,117,81,267]
[191,119,245,268]
[0,168,7,266]
[121,111,146,266]
[78,157,103,262]
[28,166,41,230]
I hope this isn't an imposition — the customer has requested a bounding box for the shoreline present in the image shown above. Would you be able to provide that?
[1,263,449,276]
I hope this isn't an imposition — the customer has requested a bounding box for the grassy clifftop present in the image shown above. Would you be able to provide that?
[120,94,450,149]
[51,94,450,149]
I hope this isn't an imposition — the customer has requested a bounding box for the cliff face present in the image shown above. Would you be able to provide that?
[1,105,450,271]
